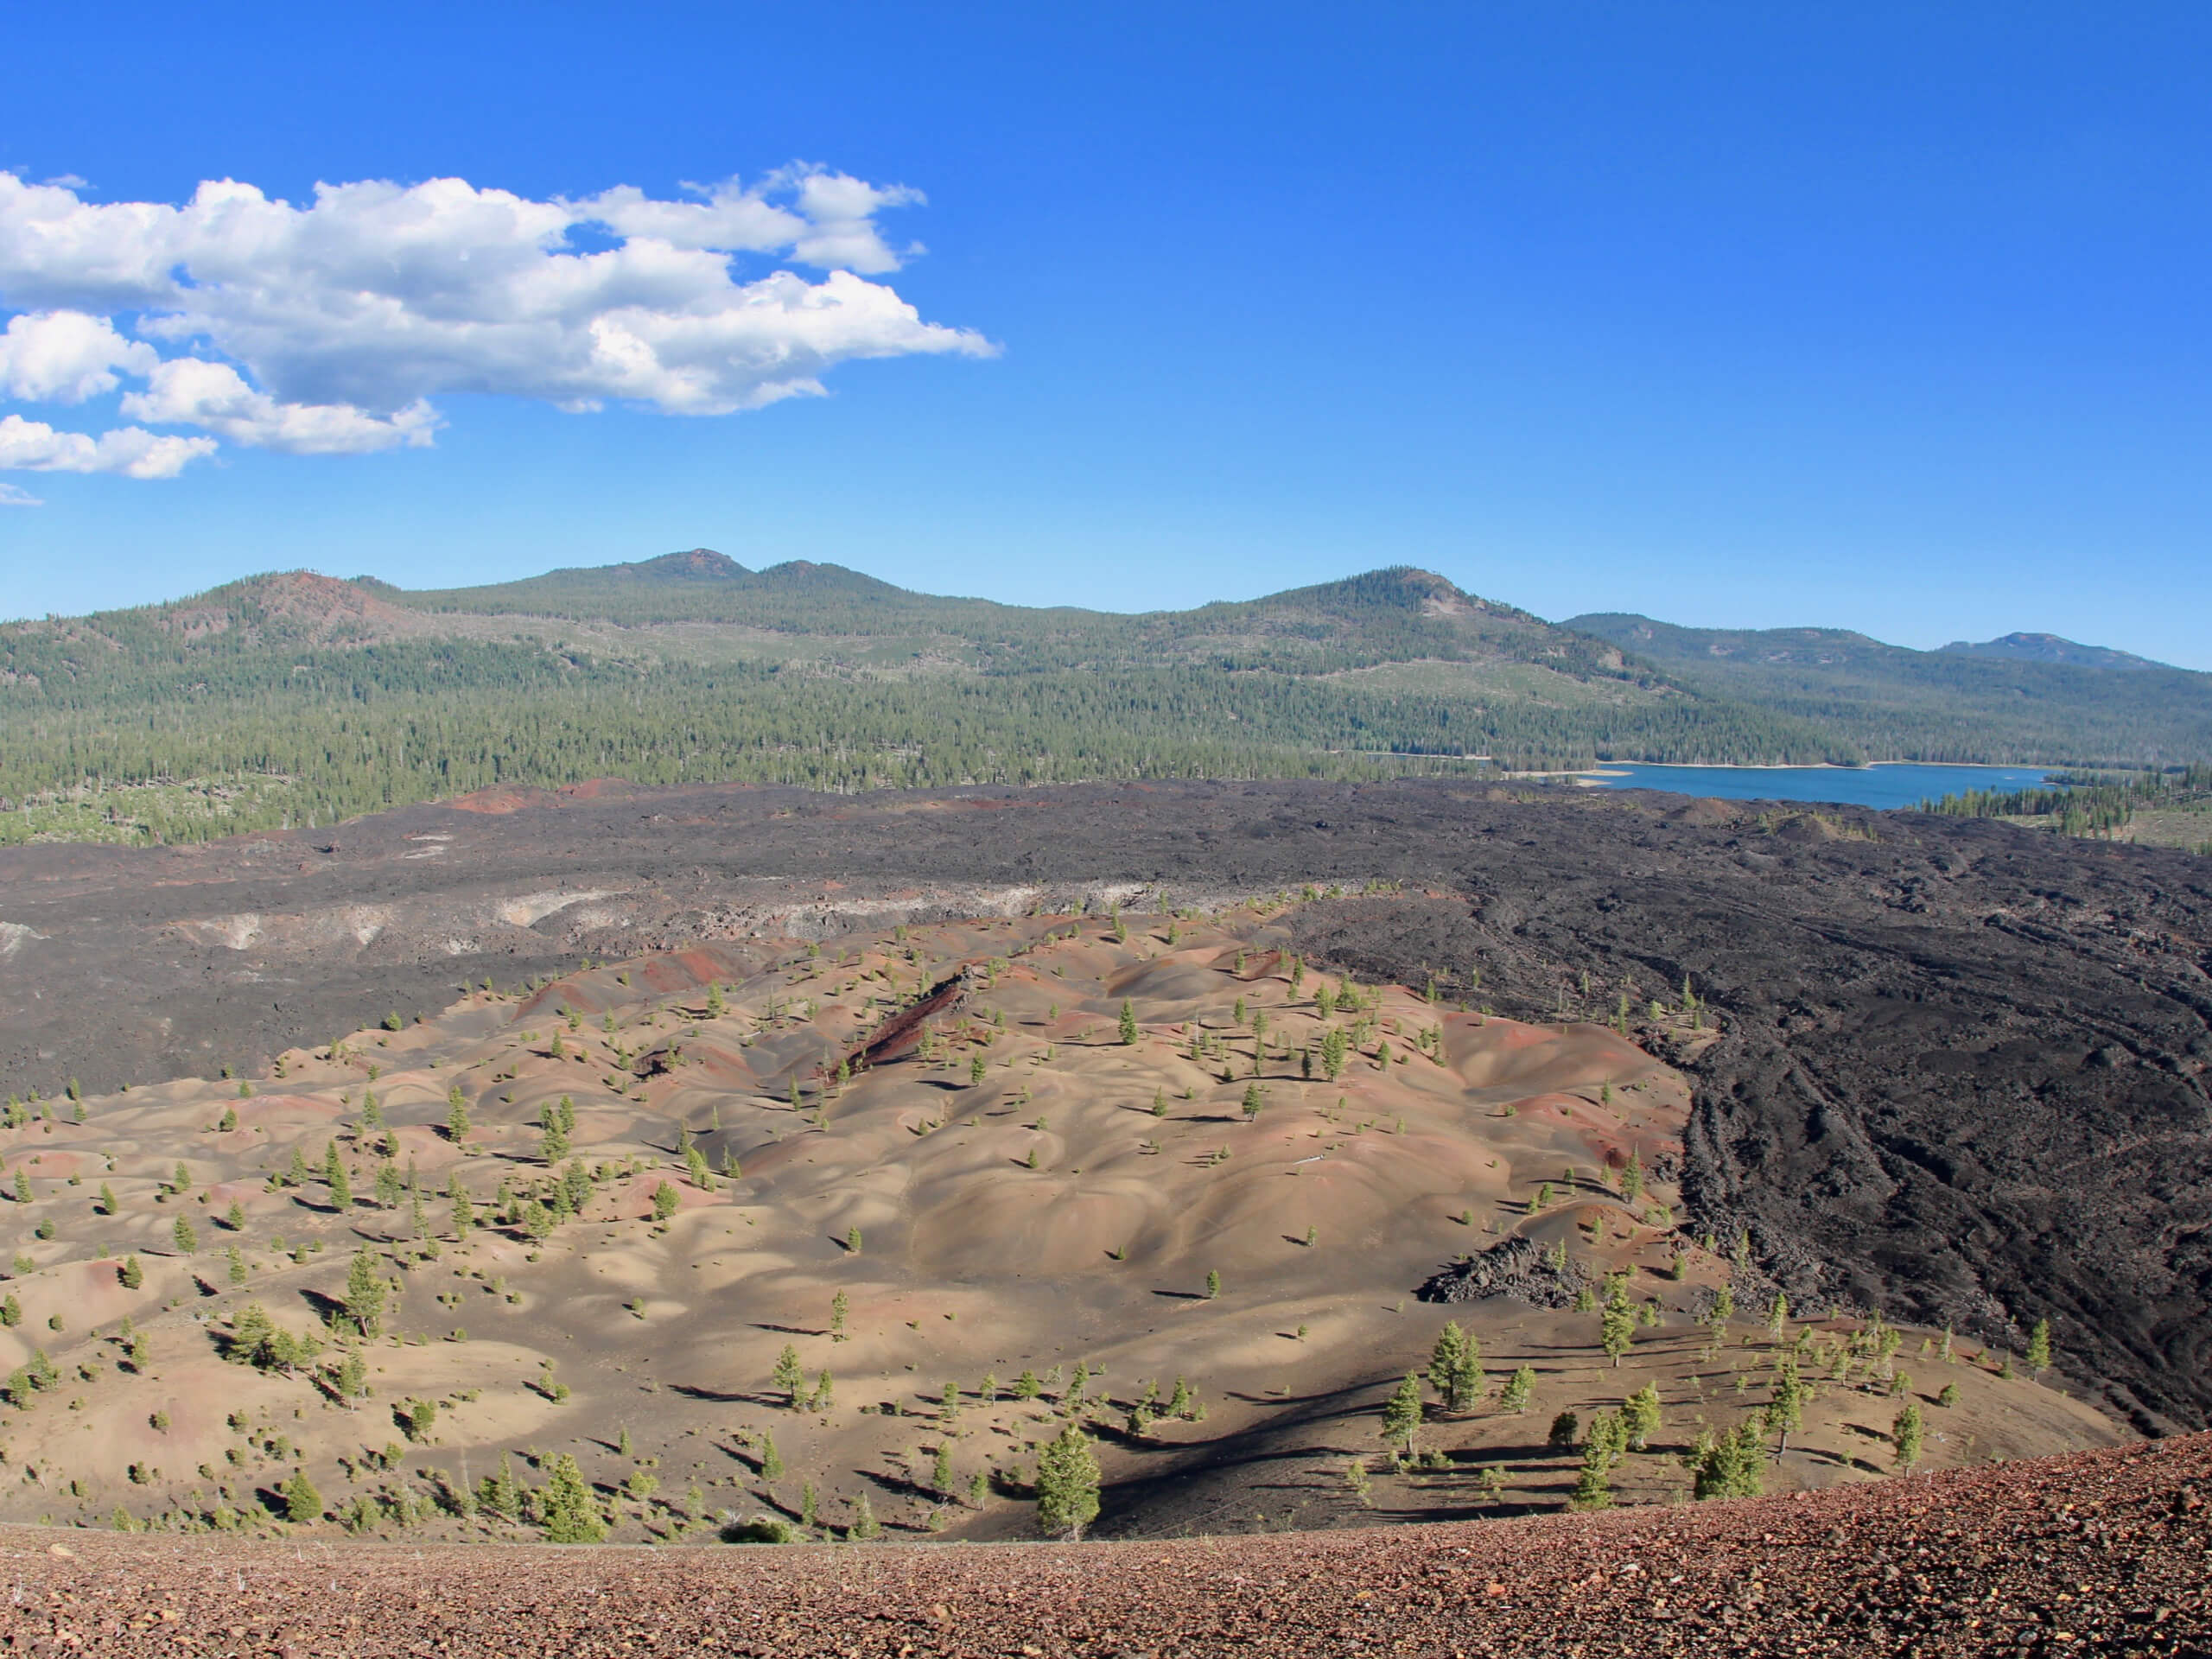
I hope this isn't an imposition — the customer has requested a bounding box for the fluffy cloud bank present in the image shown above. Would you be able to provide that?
[0,167,989,482]
[0,413,214,478]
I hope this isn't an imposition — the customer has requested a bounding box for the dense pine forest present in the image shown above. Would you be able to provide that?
[1,553,2204,847]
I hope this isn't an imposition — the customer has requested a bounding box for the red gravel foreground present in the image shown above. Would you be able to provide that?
[1,1435,2206,1658]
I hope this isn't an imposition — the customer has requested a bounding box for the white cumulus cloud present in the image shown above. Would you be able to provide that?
[0,413,215,478]
[0,309,157,403]
[122,359,438,454]
[0,164,990,474]
[0,480,41,505]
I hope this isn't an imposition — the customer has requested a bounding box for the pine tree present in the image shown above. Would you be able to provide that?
[1692,1423,1768,1500]
[1319,1026,1348,1082]
[2025,1319,2052,1374]
[931,1440,954,1494]
[1568,1437,1614,1510]
[830,1289,849,1342]
[118,1255,143,1289]
[343,1247,386,1337]
[282,1470,321,1524]
[1764,1357,1805,1451]
[1499,1365,1536,1413]
[323,1142,351,1210]
[1118,999,1139,1046]
[1240,1082,1263,1122]
[1380,1370,1425,1452]
[477,1454,522,1521]
[445,1085,470,1142]
[1427,1322,1483,1413]
[226,1245,247,1285]
[760,1431,784,1480]
[539,1453,606,1542]
[849,1491,881,1541]
[1891,1402,1924,1473]
[1035,1422,1102,1540]
[171,1216,197,1254]
[97,1182,116,1216]
[1620,1150,1644,1203]
[773,1344,805,1407]
[1205,1268,1220,1300]
[1601,1296,1637,1369]
[1622,1382,1662,1449]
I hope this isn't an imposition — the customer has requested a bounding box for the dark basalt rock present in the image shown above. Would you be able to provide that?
[1420,1236,1587,1307]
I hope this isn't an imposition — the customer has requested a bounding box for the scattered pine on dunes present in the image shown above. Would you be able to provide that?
[0,899,2120,1547]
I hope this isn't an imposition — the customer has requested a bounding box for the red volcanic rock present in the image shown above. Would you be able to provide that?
[2,1434,2204,1656]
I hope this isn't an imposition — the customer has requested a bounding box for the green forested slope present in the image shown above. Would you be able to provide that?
[2,556,2201,848]
[1567,613,2212,767]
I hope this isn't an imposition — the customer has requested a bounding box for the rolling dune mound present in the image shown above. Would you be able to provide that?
[0,903,2118,1548]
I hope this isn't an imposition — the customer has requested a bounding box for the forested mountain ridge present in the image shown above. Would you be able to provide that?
[0,555,2205,849]
[1567,611,2212,766]
[1939,631,2174,671]
[382,552,1645,679]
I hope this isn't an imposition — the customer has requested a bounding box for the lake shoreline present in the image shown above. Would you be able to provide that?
[1572,760,2063,810]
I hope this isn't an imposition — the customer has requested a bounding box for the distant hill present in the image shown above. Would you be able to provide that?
[1564,612,2212,768]
[0,561,1850,847]
[1,561,2206,849]
[1940,632,2175,671]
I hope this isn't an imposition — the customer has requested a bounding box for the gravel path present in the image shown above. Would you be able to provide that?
[1,1434,2204,1656]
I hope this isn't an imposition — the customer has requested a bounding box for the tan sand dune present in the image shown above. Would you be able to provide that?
[0,898,2119,1546]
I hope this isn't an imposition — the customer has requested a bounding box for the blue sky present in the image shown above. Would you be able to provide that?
[1,3,2208,665]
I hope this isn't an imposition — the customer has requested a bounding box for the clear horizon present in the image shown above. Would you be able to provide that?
[3,4,2208,667]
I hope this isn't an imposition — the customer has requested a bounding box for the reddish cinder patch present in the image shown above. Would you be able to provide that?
[446,787,557,815]
[0,1436,2202,1656]
[554,779,638,803]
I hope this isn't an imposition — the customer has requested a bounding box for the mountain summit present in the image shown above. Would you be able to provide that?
[1940,632,2174,671]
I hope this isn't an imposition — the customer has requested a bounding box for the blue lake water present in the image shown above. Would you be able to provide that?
[1584,762,2060,810]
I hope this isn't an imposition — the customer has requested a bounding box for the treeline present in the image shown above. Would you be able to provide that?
[1920,766,2212,838]
[1575,645,2212,769]
[0,645,1849,847]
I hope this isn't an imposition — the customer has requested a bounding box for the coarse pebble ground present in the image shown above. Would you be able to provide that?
[1,1433,2205,1657]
